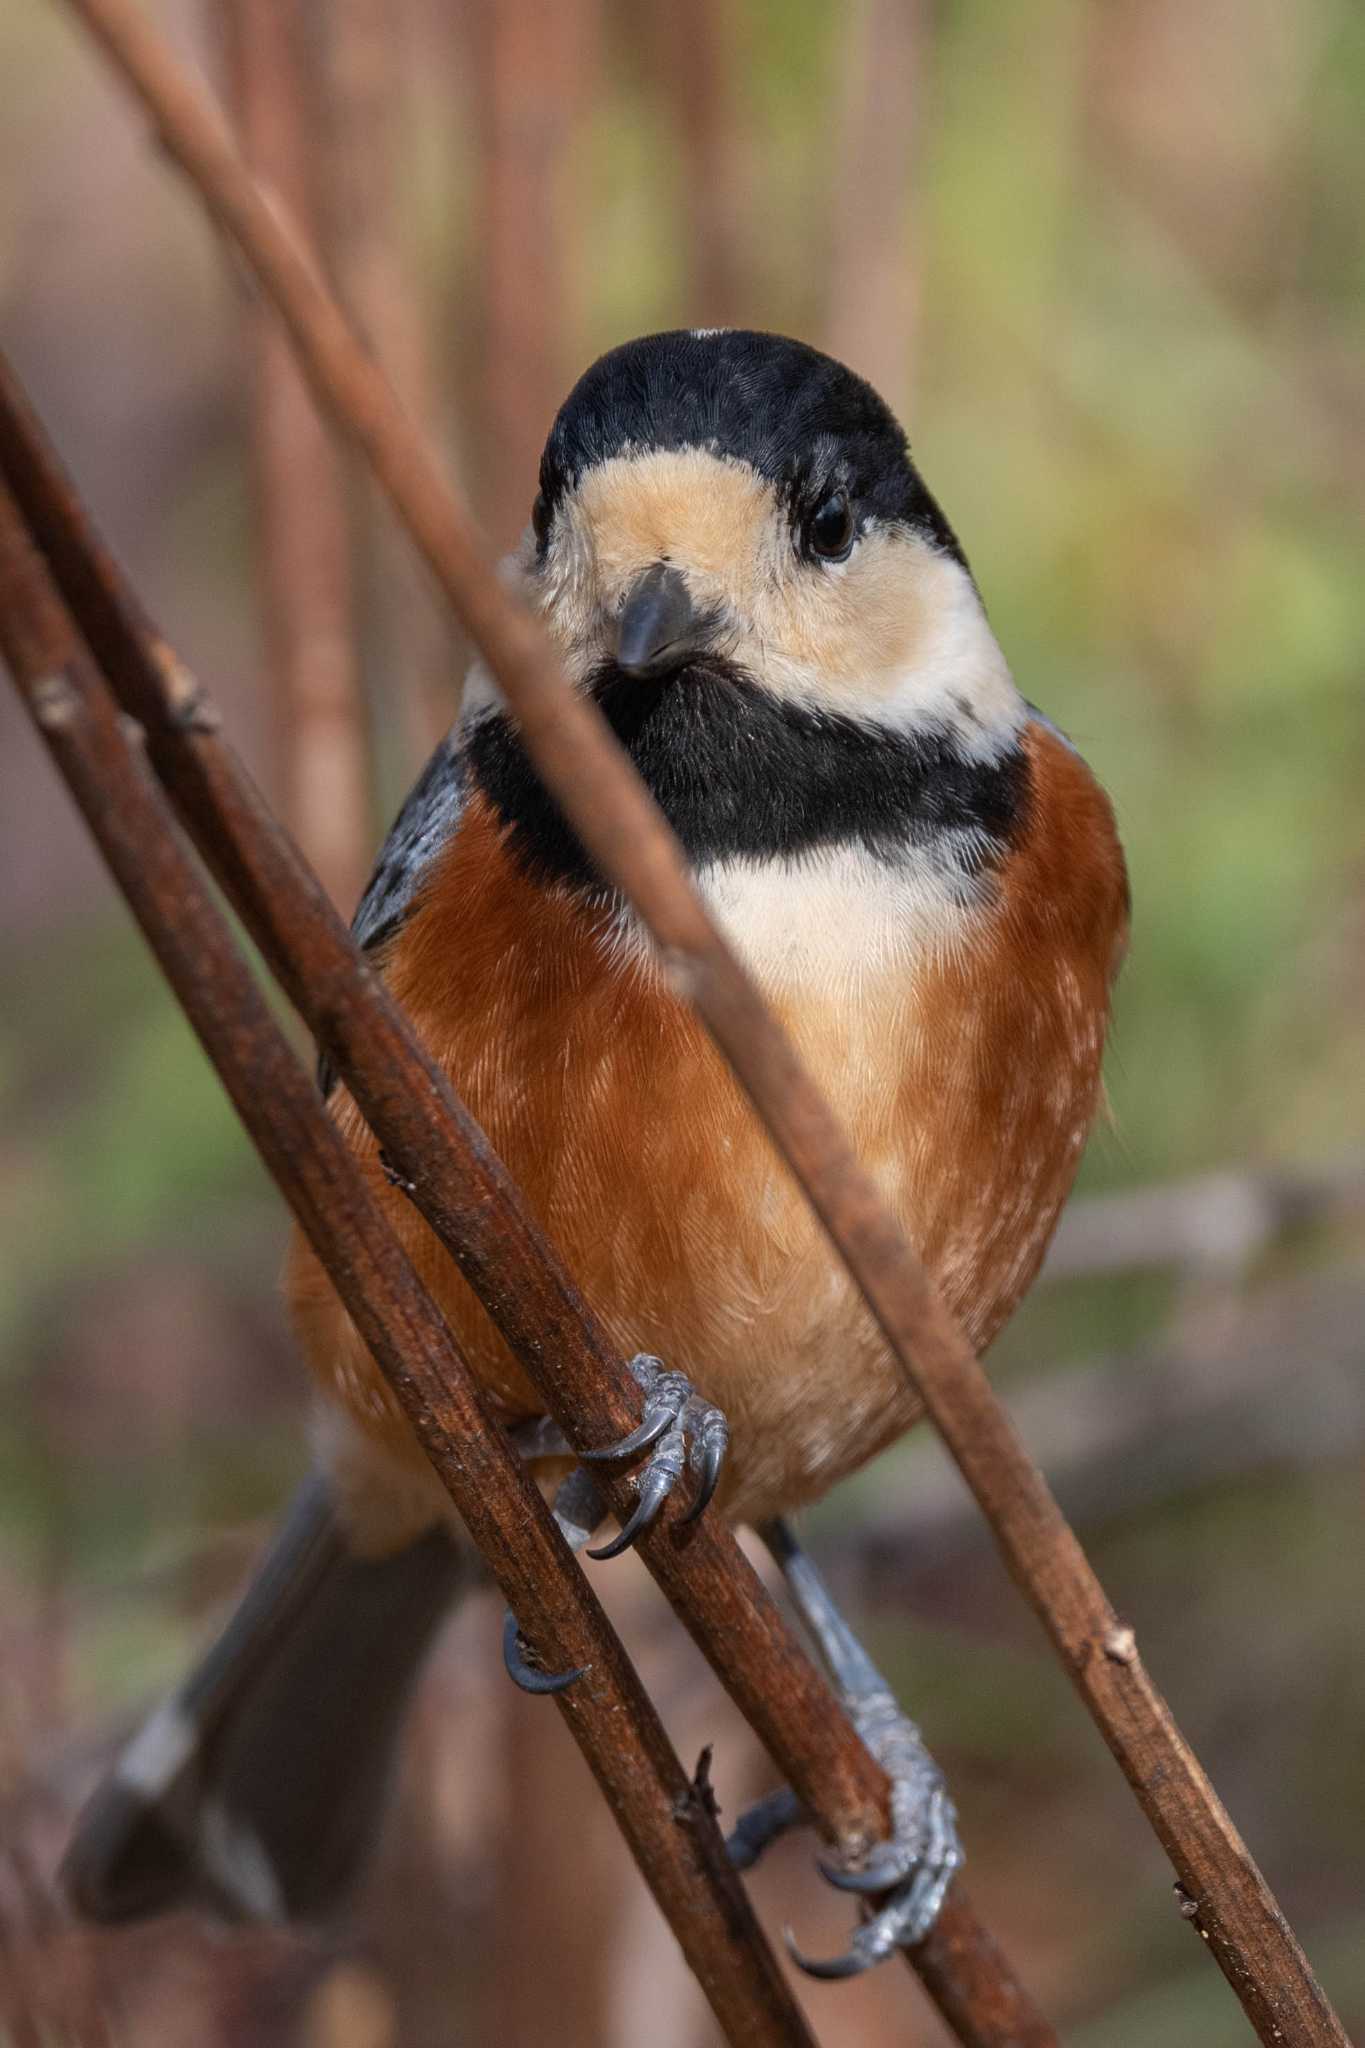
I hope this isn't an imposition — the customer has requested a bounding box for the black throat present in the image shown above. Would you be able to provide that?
[466,661,1030,893]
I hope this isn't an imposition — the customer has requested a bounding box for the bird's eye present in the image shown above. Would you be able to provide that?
[531,492,552,550]
[806,489,856,562]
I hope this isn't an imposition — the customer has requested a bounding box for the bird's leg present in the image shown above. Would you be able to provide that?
[498,1357,729,1693]
[728,1517,963,1979]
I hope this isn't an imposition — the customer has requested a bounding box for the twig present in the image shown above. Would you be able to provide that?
[465,0,592,549]
[1044,1158,1365,1283]
[222,0,372,912]
[822,0,925,411]
[0,479,813,2048]
[50,3,1350,2038]
[642,0,746,324]
[0,343,1053,2048]
[850,1264,1365,1594]
[316,0,456,760]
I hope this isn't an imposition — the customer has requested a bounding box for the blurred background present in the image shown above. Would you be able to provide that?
[2,1,1363,2042]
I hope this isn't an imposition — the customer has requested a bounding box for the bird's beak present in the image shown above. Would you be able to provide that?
[615,563,710,677]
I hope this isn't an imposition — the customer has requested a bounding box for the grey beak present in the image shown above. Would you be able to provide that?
[616,563,707,677]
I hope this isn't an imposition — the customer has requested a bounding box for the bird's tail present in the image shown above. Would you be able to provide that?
[61,1472,468,1924]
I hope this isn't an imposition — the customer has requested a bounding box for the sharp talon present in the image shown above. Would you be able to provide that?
[817,1852,905,1895]
[502,1609,585,1695]
[679,1432,724,1526]
[579,1407,672,1465]
[586,1461,672,1559]
[783,1927,870,1982]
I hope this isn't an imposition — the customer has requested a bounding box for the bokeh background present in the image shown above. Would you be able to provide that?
[2,2,1364,2042]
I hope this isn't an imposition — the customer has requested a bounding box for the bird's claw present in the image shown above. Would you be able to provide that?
[500,1463,603,1697]
[500,1368,726,1692]
[583,1355,728,1558]
[787,1693,962,1978]
[502,1608,587,1696]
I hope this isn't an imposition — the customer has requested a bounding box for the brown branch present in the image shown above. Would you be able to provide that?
[1044,1157,1365,1284]
[315,0,456,760]
[850,1263,1365,1594]
[642,0,747,325]
[48,4,1351,2040]
[822,0,926,412]
[465,0,595,551]
[0,343,1052,2048]
[221,0,373,913]
[0,480,813,2048]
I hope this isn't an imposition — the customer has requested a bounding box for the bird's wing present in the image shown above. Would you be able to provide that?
[320,726,466,1097]
[352,727,467,955]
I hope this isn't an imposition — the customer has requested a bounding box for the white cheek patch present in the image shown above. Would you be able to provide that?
[878,559,1025,761]
[738,542,1025,761]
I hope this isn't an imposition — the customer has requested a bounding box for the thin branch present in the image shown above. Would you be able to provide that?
[850,1264,1365,1594]
[0,346,1053,2048]
[0,480,813,2048]
[822,0,926,413]
[50,4,1349,2039]
[315,0,456,760]
[1044,1157,1365,1283]
[642,0,747,325]
[466,0,595,550]
[222,0,373,913]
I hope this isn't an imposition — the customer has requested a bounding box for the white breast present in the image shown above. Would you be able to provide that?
[696,843,992,997]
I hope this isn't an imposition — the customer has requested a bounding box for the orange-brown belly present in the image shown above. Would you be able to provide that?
[289,731,1124,1532]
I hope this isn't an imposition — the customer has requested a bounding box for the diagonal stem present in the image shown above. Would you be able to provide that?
[0,480,815,2048]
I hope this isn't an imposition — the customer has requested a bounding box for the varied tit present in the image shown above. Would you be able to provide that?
[63,329,1128,1976]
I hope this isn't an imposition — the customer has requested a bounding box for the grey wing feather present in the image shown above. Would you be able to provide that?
[320,728,466,1097]
[351,727,467,954]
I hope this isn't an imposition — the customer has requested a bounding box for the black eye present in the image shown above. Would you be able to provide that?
[531,491,552,549]
[806,489,855,562]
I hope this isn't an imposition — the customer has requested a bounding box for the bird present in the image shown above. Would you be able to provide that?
[62,328,1128,1976]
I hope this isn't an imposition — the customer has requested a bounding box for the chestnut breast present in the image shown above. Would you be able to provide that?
[287,719,1127,1524]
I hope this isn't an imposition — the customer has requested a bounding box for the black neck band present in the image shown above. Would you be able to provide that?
[466,662,1029,893]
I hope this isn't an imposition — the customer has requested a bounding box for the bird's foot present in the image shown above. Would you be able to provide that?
[787,1688,962,1978]
[726,1518,962,1978]
[500,1359,728,1694]
[580,1353,729,1559]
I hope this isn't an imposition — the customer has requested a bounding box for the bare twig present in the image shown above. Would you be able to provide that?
[0,479,813,2048]
[222,0,372,913]
[0,345,1053,2048]
[465,0,595,549]
[643,0,746,325]
[50,3,1350,2038]
[1044,1158,1365,1283]
[850,1265,1365,1593]
[822,0,926,412]
[316,0,456,760]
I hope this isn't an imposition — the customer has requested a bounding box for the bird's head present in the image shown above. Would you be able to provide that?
[465,331,1027,888]
[508,329,1015,733]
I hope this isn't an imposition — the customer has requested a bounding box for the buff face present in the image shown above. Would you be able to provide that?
[478,330,1023,763]
[531,446,1018,735]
